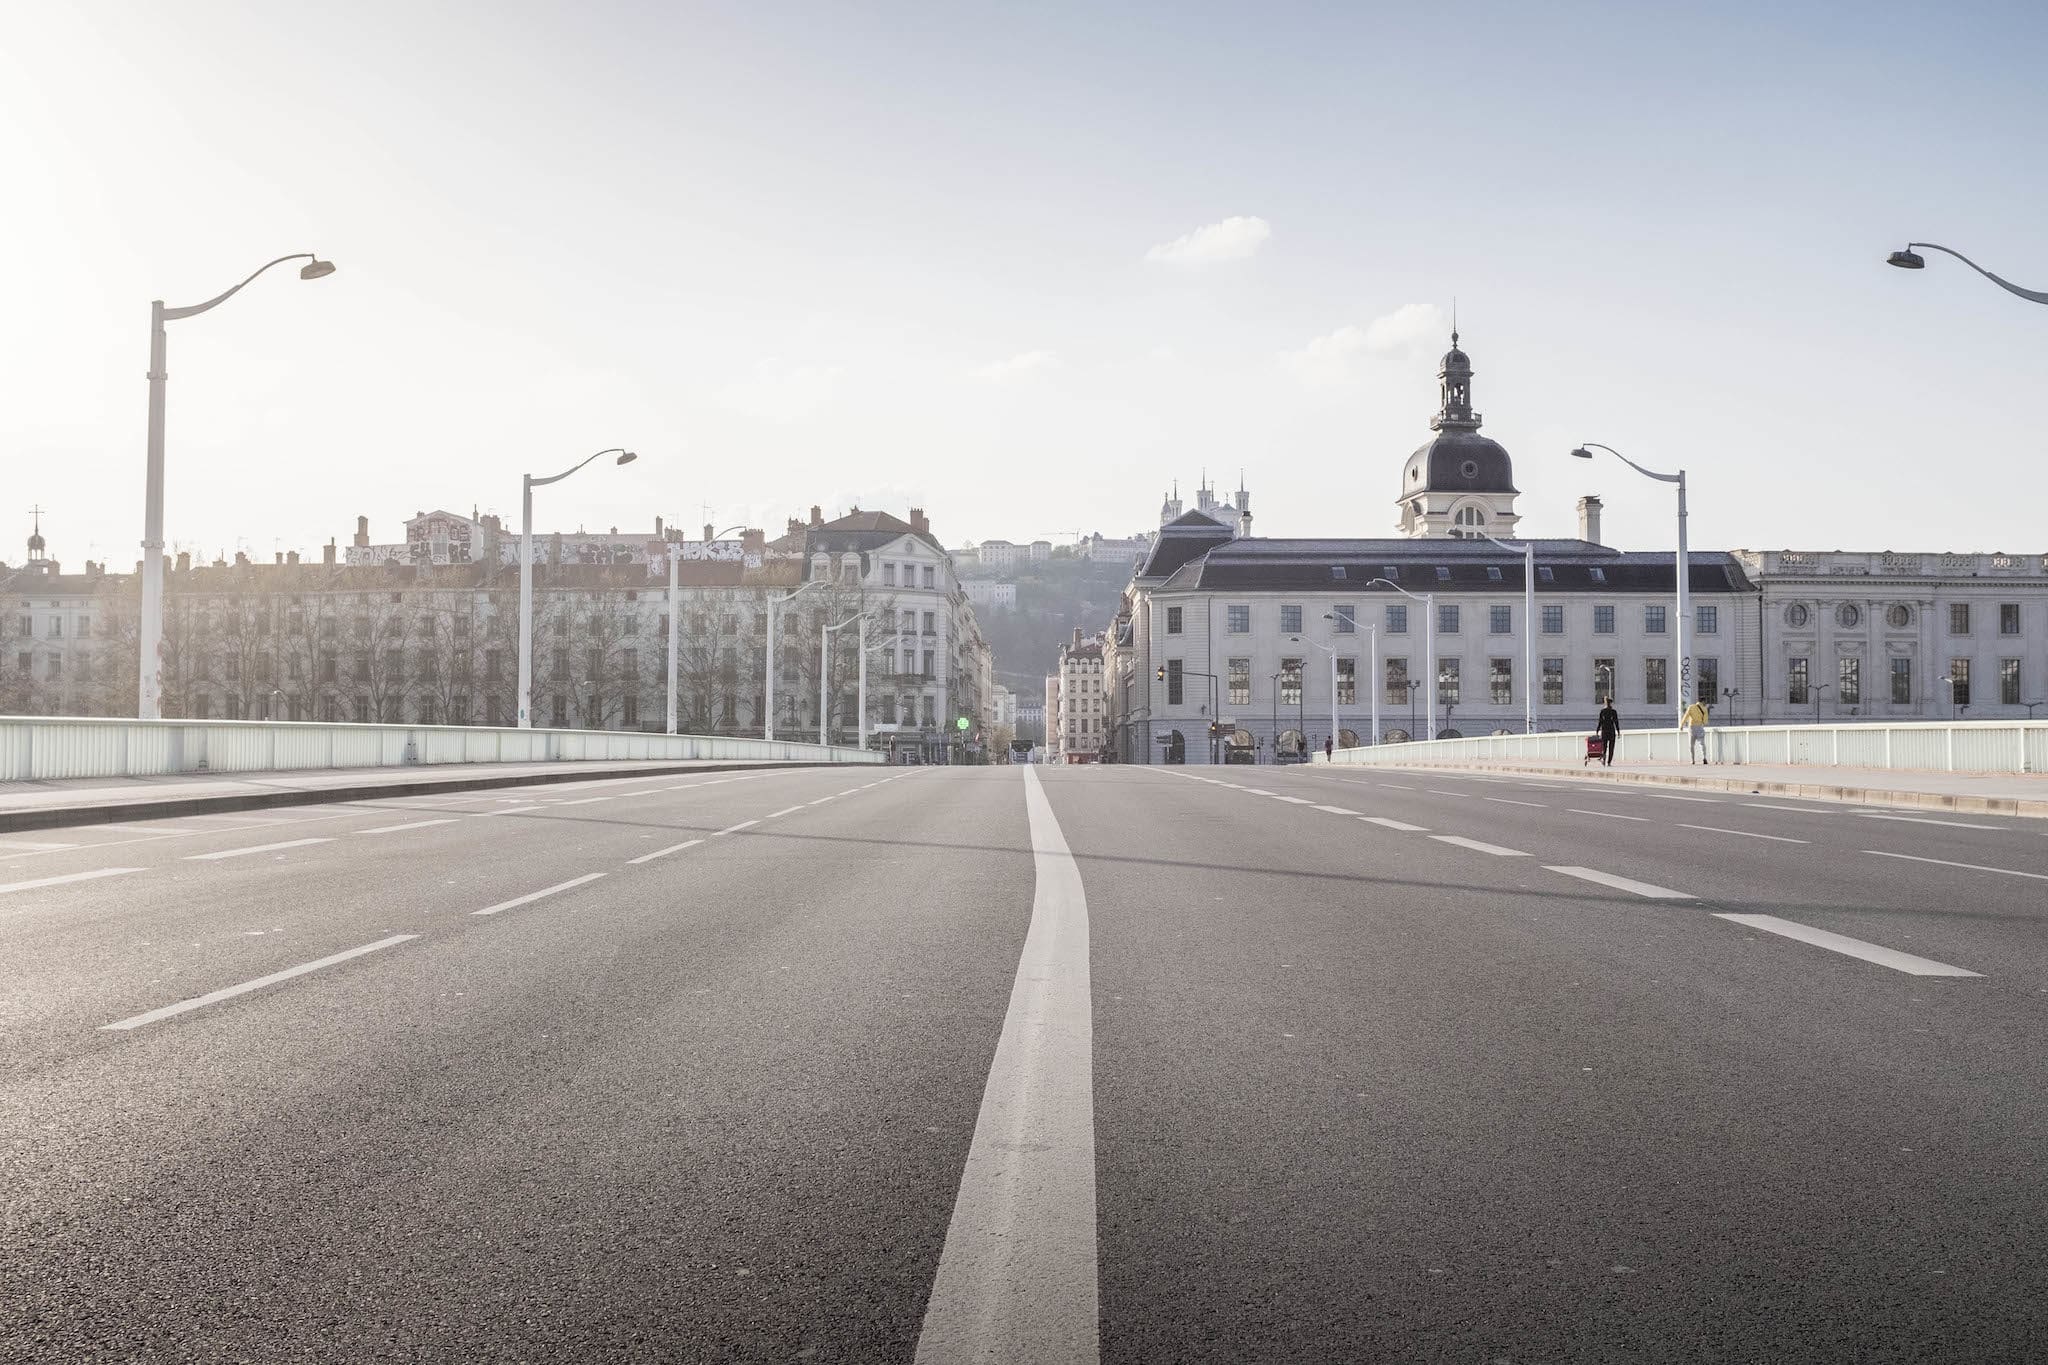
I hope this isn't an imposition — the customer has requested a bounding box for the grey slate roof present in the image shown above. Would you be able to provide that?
[1153,538,1755,595]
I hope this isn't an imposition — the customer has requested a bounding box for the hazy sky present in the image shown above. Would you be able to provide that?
[4,1,2043,569]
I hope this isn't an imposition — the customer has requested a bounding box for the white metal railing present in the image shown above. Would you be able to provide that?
[1315,720,2048,776]
[0,715,882,782]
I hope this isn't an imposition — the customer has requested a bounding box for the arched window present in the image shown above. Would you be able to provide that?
[1451,505,1488,538]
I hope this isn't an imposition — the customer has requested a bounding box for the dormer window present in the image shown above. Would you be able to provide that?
[1486,566,1502,582]
[1330,566,1346,580]
[1538,566,1555,583]
[1435,566,1450,582]
[1588,567,1606,583]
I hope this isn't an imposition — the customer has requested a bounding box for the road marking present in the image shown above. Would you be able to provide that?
[1312,804,1360,815]
[1635,793,1721,803]
[1430,835,1527,857]
[917,765,1096,1365]
[628,839,703,865]
[1243,788,1275,796]
[100,934,421,1030]
[1483,797,1547,808]
[1426,789,1467,797]
[1376,783,1416,790]
[1713,913,1982,977]
[1360,817,1429,832]
[1745,803,1837,814]
[1544,866,1695,899]
[0,867,144,898]
[808,796,837,805]
[1855,813,2003,831]
[1864,850,2048,882]
[1569,808,1649,822]
[355,819,459,835]
[472,872,607,916]
[184,838,333,861]
[471,805,543,818]
[1271,795,1314,805]
[550,796,614,806]
[841,788,864,796]
[1678,824,1809,844]
[0,839,78,852]
[712,819,759,836]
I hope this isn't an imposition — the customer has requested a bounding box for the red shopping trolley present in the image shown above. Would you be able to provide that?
[1583,734,1606,767]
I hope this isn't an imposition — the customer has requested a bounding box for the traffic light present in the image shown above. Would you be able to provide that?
[1156,665,1166,682]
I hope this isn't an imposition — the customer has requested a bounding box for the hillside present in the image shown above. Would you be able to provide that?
[967,552,1134,696]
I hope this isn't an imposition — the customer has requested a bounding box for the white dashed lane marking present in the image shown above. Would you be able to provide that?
[1361,817,1429,832]
[628,839,703,865]
[1430,835,1527,857]
[0,867,144,898]
[712,820,760,837]
[1863,850,2048,882]
[355,819,459,835]
[767,806,805,818]
[1855,813,2003,831]
[1312,805,1360,815]
[1677,824,1808,844]
[472,872,607,917]
[185,838,333,861]
[1714,913,1982,978]
[1544,866,1695,899]
[1483,797,1546,808]
[1569,808,1649,822]
[101,934,421,1031]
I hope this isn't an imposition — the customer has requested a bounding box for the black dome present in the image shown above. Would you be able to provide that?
[1401,429,1518,495]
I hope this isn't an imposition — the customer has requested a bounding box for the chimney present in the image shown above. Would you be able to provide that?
[175,551,191,573]
[234,550,250,567]
[353,515,370,548]
[287,550,300,566]
[909,507,929,536]
[322,539,336,567]
[703,523,715,543]
[1072,627,1083,648]
[1577,495,1604,546]
[741,528,765,556]
[787,517,803,537]
[809,505,823,528]
[654,515,663,537]
[274,551,284,565]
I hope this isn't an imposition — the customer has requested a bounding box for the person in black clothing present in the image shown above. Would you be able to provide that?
[1596,696,1620,766]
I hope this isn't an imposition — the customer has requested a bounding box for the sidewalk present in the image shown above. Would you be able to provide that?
[1354,755,2048,819]
[0,758,833,834]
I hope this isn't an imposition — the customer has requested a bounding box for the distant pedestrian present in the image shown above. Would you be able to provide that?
[1596,696,1620,767]
[1324,736,1334,761]
[1681,698,1712,764]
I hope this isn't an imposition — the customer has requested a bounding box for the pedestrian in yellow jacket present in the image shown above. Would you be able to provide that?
[1681,700,1711,764]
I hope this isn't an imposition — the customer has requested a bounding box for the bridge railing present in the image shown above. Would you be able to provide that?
[0,715,881,782]
[1315,721,2048,775]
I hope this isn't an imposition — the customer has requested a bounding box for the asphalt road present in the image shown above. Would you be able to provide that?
[4,761,2046,1362]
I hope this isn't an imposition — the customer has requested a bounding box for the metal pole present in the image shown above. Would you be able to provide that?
[1523,542,1535,734]
[517,475,534,727]
[857,615,868,753]
[1329,648,1339,752]
[1425,592,1438,739]
[665,544,679,735]
[1675,469,1692,724]
[138,302,168,720]
[1369,625,1380,745]
[764,595,776,740]
[818,620,829,746]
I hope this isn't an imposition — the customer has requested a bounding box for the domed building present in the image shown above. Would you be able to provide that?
[1396,333,1521,540]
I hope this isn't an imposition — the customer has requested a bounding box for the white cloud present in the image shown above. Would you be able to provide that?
[1361,302,1447,354]
[973,350,1059,380]
[1144,215,1272,265]
[718,359,844,422]
[1278,325,1370,389]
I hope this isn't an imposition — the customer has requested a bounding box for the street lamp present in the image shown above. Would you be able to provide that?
[1722,686,1740,727]
[1573,443,1689,725]
[1322,611,1379,747]
[1368,579,1436,739]
[138,253,335,720]
[764,579,822,740]
[1479,531,1535,734]
[667,523,749,736]
[518,449,637,728]
[1887,243,2048,305]
[1812,681,1832,724]
[821,612,869,747]
[1291,632,1346,757]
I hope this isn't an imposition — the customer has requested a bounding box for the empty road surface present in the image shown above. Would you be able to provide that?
[4,762,2046,1362]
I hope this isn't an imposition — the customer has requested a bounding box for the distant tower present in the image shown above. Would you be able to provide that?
[1396,331,1521,539]
[26,506,47,564]
[1159,480,1183,525]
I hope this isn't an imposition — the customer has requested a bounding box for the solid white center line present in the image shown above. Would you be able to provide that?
[472,872,607,916]
[713,819,759,836]
[1855,813,2003,830]
[1483,797,1547,808]
[1678,824,1809,844]
[628,839,703,865]
[917,766,1095,1364]
[1714,913,1982,978]
[0,867,144,898]
[185,838,333,862]
[1864,850,2048,882]
[1544,866,1695,899]
[1312,804,1360,815]
[100,934,421,1031]
[767,805,804,818]
[1431,835,1528,857]
[471,805,544,818]
[355,819,459,835]
[808,796,837,805]
[1271,795,1313,805]
[1569,808,1649,822]
[1361,816,1429,832]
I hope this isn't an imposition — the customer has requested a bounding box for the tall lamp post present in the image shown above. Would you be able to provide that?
[764,579,822,741]
[1887,243,2048,305]
[668,523,748,736]
[821,612,869,747]
[518,449,637,728]
[1368,579,1436,740]
[138,253,335,720]
[1573,444,1689,722]
[1479,531,1536,734]
[1324,614,1381,746]
[1290,633,1343,756]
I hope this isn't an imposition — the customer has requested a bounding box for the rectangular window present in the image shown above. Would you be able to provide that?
[1226,605,1251,634]
[354,697,370,724]
[1489,605,1512,636]
[1386,657,1409,705]
[1490,657,1513,705]
[1949,659,1971,707]
[1949,603,1970,635]
[1386,604,1407,634]
[1890,656,1912,705]
[1280,658,1303,706]
[1166,659,1184,706]
[1594,656,1616,699]
[1593,605,1616,634]
[353,654,370,684]
[1538,566,1554,583]
[922,611,936,634]
[622,696,639,727]
[922,566,935,589]
[1228,657,1251,706]
[1788,657,1810,706]
[882,563,896,587]
[1332,604,1356,634]
[1486,566,1502,583]
[1542,657,1565,705]
[1645,657,1667,706]
[1166,606,1183,635]
[1336,658,1356,705]
[2000,603,2021,636]
[1839,656,1861,706]
[1645,605,1667,635]
[1697,605,1719,635]
[1280,605,1303,634]
[1698,657,1719,708]
[1438,605,1459,635]
[1437,658,1461,706]
[2001,658,2022,705]
[1541,604,1564,635]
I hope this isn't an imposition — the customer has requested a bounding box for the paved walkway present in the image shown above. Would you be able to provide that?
[1345,754,2048,818]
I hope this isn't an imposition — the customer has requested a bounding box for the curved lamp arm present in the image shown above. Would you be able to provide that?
[162,254,329,322]
[776,579,824,606]
[1366,577,1432,605]
[1479,531,1530,553]
[1901,242,2048,306]
[1574,441,1680,485]
[531,447,633,488]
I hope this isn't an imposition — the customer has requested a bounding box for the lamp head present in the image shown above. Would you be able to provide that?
[299,258,336,280]
[1570,446,1594,460]
[615,451,638,466]
[1886,249,1926,270]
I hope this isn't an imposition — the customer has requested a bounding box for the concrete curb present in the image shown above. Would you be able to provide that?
[0,761,849,835]
[1361,760,2048,820]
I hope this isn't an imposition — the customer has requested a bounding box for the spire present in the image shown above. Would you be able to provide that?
[1430,328,1479,433]
[26,505,46,561]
